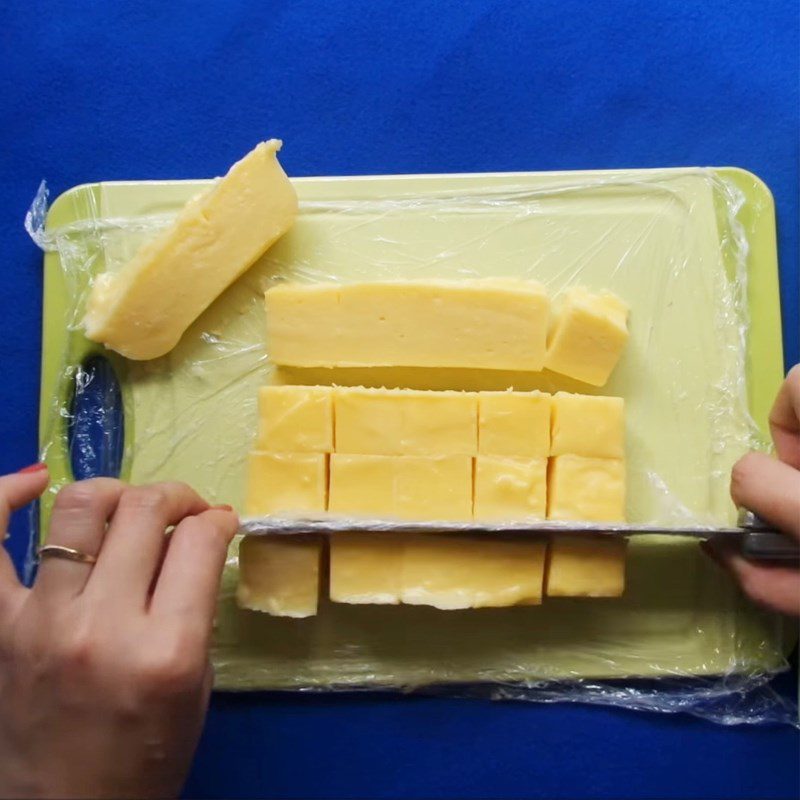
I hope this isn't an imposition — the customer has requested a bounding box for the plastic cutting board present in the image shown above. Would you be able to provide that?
[39,167,789,689]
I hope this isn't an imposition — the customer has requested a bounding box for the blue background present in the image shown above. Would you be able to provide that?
[2,1,798,797]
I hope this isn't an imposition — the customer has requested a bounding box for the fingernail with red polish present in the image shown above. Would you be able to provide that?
[211,503,235,512]
[18,462,47,474]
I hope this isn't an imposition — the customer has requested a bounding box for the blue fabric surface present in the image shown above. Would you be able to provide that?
[1,1,798,797]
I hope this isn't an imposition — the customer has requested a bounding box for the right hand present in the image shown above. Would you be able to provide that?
[704,365,800,616]
[0,469,238,799]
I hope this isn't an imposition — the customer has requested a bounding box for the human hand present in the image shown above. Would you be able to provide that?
[0,467,238,799]
[704,365,800,616]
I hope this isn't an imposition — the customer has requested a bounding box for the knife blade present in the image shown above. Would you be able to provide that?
[239,509,799,562]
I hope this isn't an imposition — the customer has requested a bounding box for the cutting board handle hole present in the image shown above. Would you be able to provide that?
[67,355,124,480]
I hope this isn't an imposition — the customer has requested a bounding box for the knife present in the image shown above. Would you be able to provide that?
[240,509,799,562]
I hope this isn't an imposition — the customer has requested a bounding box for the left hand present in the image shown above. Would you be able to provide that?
[0,467,238,799]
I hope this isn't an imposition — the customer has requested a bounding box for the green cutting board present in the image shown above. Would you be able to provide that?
[39,167,789,690]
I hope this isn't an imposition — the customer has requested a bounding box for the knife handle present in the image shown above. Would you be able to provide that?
[735,510,800,561]
[739,531,800,562]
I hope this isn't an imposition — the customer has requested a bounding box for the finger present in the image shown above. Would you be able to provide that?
[35,478,124,599]
[88,482,210,604]
[769,365,800,469]
[0,466,50,601]
[703,538,800,617]
[149,509,237,639]
[730,452,800,539]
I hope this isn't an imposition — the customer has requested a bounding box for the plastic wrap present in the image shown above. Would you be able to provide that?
[27,167,796,725]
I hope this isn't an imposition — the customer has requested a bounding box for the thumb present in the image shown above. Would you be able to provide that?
[731,452,800,540]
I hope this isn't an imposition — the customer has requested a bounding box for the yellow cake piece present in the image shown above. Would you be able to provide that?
[474,456,547,520]
[401,534,548,609]
[545,287,629,386]
[328,454,472,521]
[265,279,551,371]
[329,532,405,605]
[547,455,625,522]
[85,141,297,360]
[478,390,551,457]
[256,385,333,453]
[334,387,477,456]
[545,535,627,597]
[236,535,322,617]
[550,392,625,459]
[245,452,327,516]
